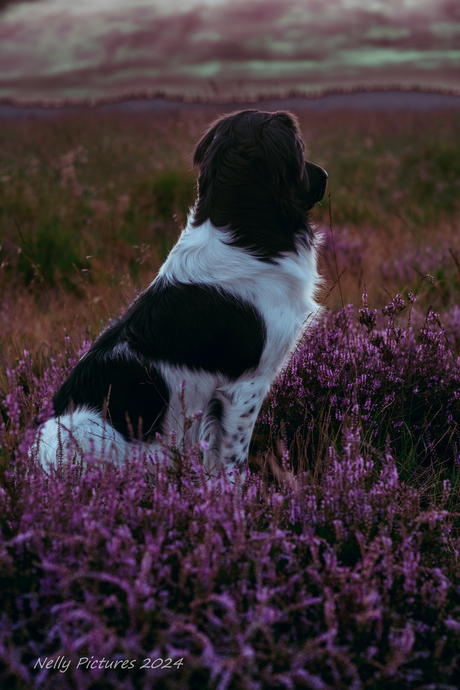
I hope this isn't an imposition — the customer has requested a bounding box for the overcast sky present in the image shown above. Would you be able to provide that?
[1,0,459,104]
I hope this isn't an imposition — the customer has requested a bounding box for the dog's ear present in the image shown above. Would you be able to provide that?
[193,120,222,167]
[269,111,302,139]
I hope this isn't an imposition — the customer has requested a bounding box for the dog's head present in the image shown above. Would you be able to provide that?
[192,109,327,260]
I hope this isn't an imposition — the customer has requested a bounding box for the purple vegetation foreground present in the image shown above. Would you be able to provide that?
[0,296,460,689]
[1,427,460,689]
[258,294,460,473]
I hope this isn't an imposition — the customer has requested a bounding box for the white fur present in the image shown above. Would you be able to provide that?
[31,407,130,469]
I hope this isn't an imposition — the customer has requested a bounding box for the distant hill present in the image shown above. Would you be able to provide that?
[1,90,460,119]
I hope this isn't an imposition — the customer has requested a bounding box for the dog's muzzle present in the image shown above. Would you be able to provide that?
[304,161,328,209]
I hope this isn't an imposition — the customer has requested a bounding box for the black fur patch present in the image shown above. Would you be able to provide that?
[207,397,224,423]
[52,353,169,443]
[110,278,266,379]
[51,278,265,441]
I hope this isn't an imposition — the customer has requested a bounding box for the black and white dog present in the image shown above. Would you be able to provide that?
[33,109,327,477]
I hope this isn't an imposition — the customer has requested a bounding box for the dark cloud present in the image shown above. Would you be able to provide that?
[0,0,459,103]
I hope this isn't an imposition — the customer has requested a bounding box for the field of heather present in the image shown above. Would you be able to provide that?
[1,107,460,689]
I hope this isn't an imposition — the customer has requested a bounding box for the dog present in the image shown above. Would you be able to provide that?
[32,109,327,478]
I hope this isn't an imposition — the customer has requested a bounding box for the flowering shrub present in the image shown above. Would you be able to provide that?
[1,419,460,689]
[1,294,460,689]
[0,337,91,460]
[257,293,460,479]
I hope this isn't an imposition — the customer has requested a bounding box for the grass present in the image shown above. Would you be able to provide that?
[1,108,459,361]
[0,106,460,688]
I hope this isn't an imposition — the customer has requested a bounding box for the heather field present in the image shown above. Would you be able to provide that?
[1,107,460,688]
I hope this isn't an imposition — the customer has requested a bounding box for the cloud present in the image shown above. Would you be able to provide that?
[0,0,459,103]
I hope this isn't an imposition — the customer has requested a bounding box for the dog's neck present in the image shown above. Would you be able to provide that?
[191,192,314,263]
